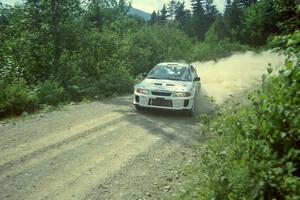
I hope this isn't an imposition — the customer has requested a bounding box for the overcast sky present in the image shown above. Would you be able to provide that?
[1,0,226,13]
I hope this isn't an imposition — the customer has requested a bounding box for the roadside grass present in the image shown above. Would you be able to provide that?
[165,98,254,200]
[165,32,300,199]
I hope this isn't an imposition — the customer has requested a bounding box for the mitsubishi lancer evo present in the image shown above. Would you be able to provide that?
[133,62,201,115]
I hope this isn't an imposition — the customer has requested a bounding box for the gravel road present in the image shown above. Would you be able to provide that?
[0,96,204,200]
[0,51,282,200]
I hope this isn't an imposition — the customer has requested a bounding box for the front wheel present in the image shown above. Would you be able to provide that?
[134,104,143,111]
[187,96,197,116]
[187,105,196,116]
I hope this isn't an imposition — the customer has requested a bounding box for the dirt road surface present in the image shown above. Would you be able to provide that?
[0,51,283,200]
[0,96,203,200]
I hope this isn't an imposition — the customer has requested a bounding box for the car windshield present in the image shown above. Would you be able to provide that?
[147,64,192,81]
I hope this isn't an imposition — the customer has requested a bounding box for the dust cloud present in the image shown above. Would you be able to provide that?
[193,51,285,104]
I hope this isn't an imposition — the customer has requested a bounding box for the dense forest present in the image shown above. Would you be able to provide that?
[0,0,299,199]
[0,0,298,117]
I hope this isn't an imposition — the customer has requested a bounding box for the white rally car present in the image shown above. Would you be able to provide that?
[133,62,201,115]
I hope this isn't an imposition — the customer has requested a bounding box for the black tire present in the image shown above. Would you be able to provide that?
[187,96,197,116]
[134,104,142,111]
[187,106,195,116]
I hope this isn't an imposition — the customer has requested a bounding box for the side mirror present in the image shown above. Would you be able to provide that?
[193,77,201,82]
[142,72,148,77]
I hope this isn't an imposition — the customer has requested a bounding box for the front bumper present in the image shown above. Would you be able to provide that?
[133,93,194,110]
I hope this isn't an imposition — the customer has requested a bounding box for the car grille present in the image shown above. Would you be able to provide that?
[151,91,172,97]
[149,98,172,107]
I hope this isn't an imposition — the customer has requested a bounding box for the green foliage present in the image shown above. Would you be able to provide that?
[249,31,300,199]
[1,0,200,117]
[36,80,66,106]
[191,0,207,41]
[145,24,193,62]
[170,30,300,200]
[240,0,279,46]
[273,0,300,33]
[1,0,298,118]
[190,40,250,61]
[0,79,38,117]
[199,0,299,46]
[57,28,134,99]
[121,23,194,75]
[160,4,168,24]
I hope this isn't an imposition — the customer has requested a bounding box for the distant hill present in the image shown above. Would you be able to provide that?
[128,7,151,21]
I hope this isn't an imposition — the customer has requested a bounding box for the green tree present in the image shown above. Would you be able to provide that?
[175,1,192,34]
[240,0,279,46]
[118,0,131,15]
[223,0,243,40]
[149,11,158,25]
[273,0,300,33]
[87,0,104,32]
[238,0,257,8]
[167,0,177,19]
[22,0,83,82]
[0,3,12,74]
[0,2,10,31]
[191,0,206,40]
[204,15,230,42]
[159,4,168,24]
[204,0,218,31]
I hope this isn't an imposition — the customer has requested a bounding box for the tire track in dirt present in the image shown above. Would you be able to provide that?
[1,122,161,200]
[0,119,131,183]
[0,96,200,200]
[24,128,161,200]
[0,112,123,168]
[85,139,194,200]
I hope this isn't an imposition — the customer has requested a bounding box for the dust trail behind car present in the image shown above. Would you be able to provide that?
[193,51,285,105]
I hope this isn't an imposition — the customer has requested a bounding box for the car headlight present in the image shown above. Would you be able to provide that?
[136,88,150,95]
[174,92,192,97]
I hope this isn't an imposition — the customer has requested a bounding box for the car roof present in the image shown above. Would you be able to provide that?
[157,62,190,68]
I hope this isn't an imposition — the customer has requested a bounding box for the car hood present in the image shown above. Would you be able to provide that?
[136,78,193,92]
